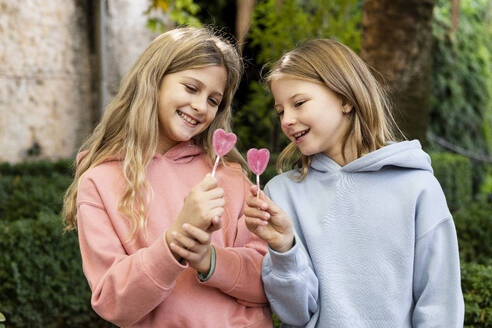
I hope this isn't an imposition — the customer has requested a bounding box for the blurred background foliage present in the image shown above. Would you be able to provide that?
[1,0,491,326]
[430,0,492,193]
[238,0,362,153]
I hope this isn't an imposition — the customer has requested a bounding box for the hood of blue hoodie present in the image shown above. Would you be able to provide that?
[310,140,433,174]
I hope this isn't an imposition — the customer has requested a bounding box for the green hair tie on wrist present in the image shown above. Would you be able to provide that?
[197,245,216,282]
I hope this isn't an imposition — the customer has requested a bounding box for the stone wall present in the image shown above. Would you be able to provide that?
[104,0,157,103]
[0,0,155,163]
[0,0,92,162]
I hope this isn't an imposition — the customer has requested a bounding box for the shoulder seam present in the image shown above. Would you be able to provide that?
[77,201,106,210]
[416,216,452,240]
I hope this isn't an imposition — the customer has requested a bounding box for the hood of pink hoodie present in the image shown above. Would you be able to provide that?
[76,141,204,166]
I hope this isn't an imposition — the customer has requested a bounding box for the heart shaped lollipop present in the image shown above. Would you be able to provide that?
[211,129,237,176]
[213,129,237,157]
[247,148,270,175]
[247,148,270,198]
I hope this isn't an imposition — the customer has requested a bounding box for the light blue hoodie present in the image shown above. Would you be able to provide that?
[262,140,464,327]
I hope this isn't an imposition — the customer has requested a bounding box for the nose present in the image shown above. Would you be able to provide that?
[281,109,296,128]
[191,95,208,113]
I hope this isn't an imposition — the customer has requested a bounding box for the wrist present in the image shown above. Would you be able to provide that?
[197,245,212,274]
[271,235,294,253]
[197,245,216,282]
[166,220,184,242]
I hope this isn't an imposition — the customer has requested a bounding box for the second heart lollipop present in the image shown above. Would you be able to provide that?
[211,129,237,176]
[247,148,270,199]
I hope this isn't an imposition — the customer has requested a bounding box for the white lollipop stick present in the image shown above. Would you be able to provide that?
[256,174,260,199]
[211,156,220,177]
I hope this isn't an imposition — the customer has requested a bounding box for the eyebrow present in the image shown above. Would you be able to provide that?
[183,76,223,98]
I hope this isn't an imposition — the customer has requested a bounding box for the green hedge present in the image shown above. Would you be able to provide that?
[462,262,492,327]
[455,200,492,326]
[0,159,73,222]
[0,212,112,327]
[430,152,472,211]
[0,159,73,176]
[454,200,492,265]
[0,160,112,327]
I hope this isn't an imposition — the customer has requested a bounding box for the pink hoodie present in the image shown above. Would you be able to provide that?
[76,142,272,327]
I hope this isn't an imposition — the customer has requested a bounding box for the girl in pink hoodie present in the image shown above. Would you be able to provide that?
[62,27,272,328]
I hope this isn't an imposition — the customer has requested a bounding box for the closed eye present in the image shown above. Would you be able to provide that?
[208,97,220,107]
[185,84,198,93]
[294,100,306,107]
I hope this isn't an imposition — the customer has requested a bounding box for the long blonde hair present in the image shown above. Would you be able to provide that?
[266,39,403,180]
[63,27,245,239]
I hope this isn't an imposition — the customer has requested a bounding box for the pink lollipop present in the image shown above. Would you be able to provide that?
[247,148,270,198]
[211,129,237,176]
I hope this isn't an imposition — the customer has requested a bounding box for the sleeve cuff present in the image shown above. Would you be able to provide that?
[141,233,188,289]
[199,246,241,291]
[268,238,308,276]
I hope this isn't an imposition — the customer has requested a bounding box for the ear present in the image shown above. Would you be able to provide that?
[342,103,353,114]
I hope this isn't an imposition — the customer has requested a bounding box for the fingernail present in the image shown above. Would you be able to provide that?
[261,203,268,210]
[171,231,177,237]
[264,212,270,219]
[182,223,189,229]
[170,242,175,248]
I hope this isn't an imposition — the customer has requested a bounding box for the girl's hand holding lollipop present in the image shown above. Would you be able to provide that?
[244,149,294,253]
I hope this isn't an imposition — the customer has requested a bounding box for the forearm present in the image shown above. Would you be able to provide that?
[199,245,268,305]
[262,241,319,326]
[86,235,187,326]
[78,204,187,326]
[412,219,464,327]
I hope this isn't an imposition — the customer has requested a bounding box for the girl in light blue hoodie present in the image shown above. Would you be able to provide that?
[244,39,464,328]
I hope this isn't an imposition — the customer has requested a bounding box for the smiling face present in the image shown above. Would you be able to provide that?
[157,65,227,153]
[271,74,353,164]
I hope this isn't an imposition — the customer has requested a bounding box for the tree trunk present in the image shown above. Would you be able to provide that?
[451,0,460,34]
[361,0,435,142]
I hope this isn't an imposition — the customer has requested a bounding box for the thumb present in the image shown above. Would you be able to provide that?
[248,185,282,215]
[249,185,270,202]
[200,174,218,191]
[256,190,283,216]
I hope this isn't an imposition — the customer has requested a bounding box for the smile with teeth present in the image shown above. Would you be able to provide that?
[177,110,199,125]
[293,129,309,140]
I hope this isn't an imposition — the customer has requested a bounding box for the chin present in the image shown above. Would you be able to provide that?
[298,147,317,157]
[175,129,199,142]
[304,152,318,157]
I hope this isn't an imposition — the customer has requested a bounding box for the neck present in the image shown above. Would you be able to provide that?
[157,133,178,154]
[325,137,357,166]
[157,143,171,154]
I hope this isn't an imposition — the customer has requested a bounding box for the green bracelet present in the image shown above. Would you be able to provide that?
[197,245,216,282]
